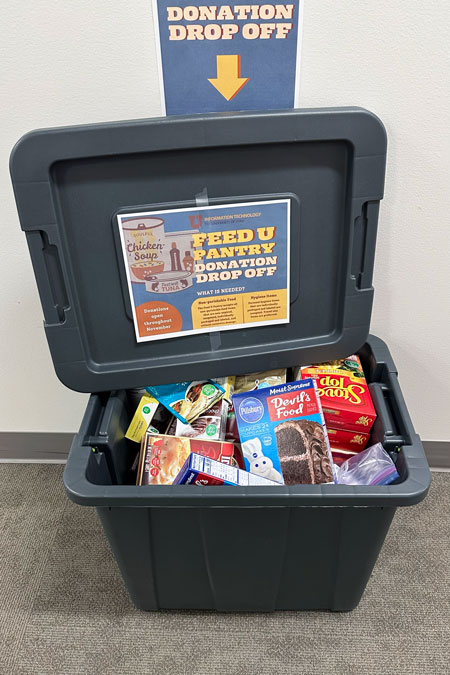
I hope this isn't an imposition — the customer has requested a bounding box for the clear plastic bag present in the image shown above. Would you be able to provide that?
[334,442,399,486]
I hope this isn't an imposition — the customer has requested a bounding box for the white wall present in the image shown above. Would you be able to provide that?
[0,1,449,439]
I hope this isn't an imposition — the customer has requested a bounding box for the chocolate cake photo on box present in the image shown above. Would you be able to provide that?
[233,378,335,486]
[275,419,334,485]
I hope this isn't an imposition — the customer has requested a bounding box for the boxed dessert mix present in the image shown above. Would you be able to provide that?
[226,369,286,443]
[174,453,280,486]
[326,427,370,451]
[233,379,335,486]
[136,433,243,485]
[298,355,377,433]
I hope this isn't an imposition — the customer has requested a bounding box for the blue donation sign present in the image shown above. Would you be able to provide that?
[152,0,302,114]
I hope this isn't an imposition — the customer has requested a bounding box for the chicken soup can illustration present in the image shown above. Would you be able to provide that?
[122,216,166,283]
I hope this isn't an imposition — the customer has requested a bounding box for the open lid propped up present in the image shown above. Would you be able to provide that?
[10,108,386,393]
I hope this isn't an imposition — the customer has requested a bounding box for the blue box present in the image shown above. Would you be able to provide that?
[174,453,279,486]
[233,379,335,485]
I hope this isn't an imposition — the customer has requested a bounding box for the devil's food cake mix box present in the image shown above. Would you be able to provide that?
[225,370,286,443]
[298,355,377,433]
[233,379,335,486]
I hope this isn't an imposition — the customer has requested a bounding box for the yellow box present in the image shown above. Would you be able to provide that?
[125,395,159,443]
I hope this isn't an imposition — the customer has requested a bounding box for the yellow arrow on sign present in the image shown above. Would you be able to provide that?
[208,55,249,101]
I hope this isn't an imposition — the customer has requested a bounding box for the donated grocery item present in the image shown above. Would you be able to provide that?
[219,376,235,403]
[234,369,287,394]
[226,370,285,442]
[232,443,245,469]
[293,357,364,381]
[326,427,370,451]
[330,448,359,466]
[174,453,280,486]
[225,407,240,443]
[233,379,335,485]
[136,433,241,485]
[299,355,376,433]
[137,433,188,485]
[334,443,399,486]
[125,395,172,443]
[174,398,228,440]
[146,379,225,425]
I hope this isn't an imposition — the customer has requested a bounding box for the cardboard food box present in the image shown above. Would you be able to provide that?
[326,427,370,451]
[172,398,228,440]
[136,433,243,485]
[226,369,286,443]
[170,377,234,440]
[233,378,335,485]
[298,355,377,433]
[330,448,360,467]
[125,394,172,443]
[174,453,280,486]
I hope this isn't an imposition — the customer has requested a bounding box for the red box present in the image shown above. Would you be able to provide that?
[300,355,376,433]
[330,448,359,466]
[326,427,370,451]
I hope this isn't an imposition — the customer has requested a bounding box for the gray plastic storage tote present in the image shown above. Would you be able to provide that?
[10,108,430,611]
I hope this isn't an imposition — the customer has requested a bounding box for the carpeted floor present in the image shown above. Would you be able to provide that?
[0,465,448,675]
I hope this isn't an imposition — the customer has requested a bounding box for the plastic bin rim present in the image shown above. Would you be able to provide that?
[63,334,431,508]
[63,441,430,509]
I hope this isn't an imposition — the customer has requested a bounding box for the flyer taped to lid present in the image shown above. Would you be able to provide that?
[116,200,290,342]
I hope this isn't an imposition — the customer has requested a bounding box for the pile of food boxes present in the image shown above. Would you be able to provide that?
[125,355,398,488]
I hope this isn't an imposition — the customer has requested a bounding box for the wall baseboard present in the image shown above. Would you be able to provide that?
[422,441,450,470]
[0,433,448,469]
[0,433,74,462]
